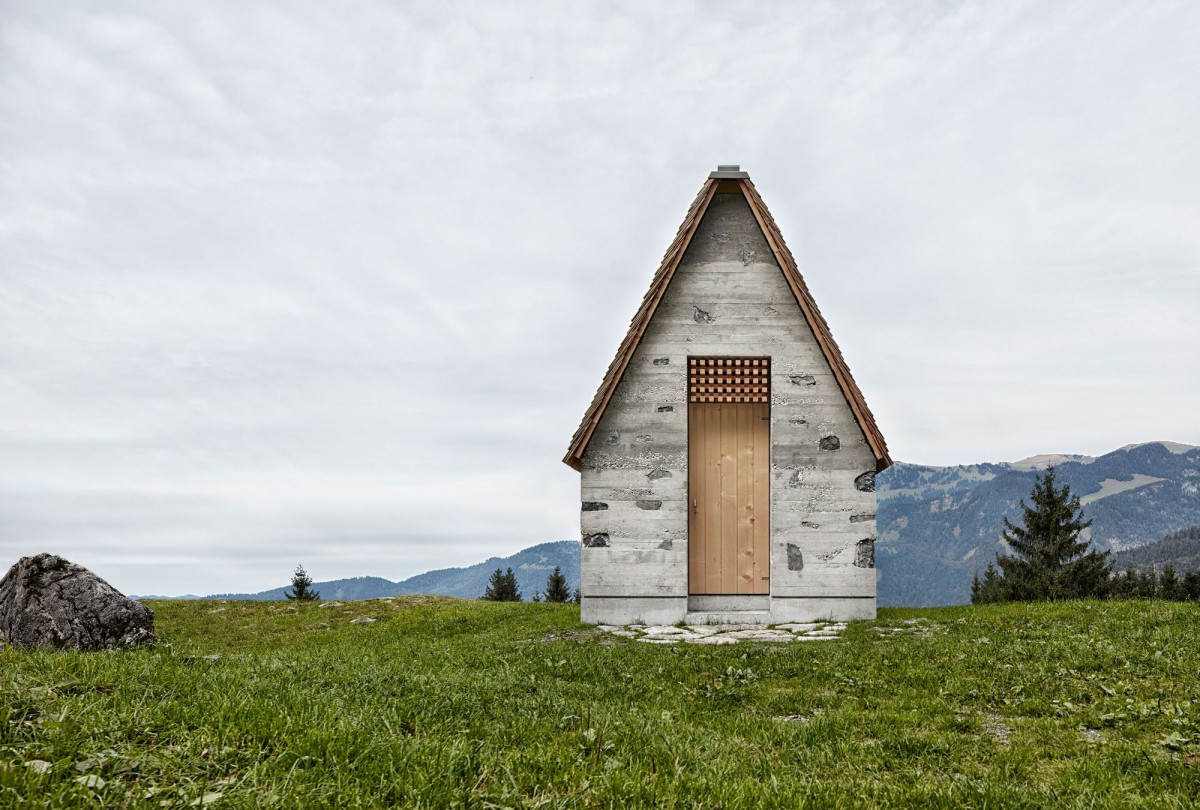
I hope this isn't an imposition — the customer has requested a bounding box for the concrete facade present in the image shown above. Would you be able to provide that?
[576,188,881,626]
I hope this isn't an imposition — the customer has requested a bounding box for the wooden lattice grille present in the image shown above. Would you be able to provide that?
[688,357,771,403]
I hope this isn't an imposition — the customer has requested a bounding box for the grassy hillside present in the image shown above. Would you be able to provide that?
[2,599,1199,808]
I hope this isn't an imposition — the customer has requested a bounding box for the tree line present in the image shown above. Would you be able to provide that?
[972,468,1200,604]
[481,565,579,603]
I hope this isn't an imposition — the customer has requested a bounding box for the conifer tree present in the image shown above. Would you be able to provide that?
[1184,570,1200,601]
[1137,569,1158,598]
[971,467,1112,604]
[482,567,522,601]
[970,563,1006,604]
[1159,564,1185,601]
[572,587,582,605]
[1110,568,1139,599]
[285,563,319,601]
[544,566,571,603]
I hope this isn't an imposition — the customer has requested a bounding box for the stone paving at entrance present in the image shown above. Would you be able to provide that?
[597,621,849,644]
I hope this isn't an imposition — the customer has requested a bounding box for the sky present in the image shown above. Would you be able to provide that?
[2,1,1198,596]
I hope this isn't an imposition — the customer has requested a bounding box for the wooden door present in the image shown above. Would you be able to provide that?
[687,358,770,595]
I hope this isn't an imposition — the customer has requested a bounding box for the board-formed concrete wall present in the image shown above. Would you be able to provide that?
[579,192,878,625]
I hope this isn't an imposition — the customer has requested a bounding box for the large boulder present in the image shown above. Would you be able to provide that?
[0,554,156,650]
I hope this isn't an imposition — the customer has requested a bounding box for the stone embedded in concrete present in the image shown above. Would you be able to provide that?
[712,231,731,243]
[787,470,803,489]
[819,435,841,451]
[849,513,875,523]
[652,357,670,366]
[634,435,653,445]
[854,471,876,492]
[789,374,816,386]
[582,533,610,548]
[854,539,875,569]
[657,538,673,550]
[647,468,672,480]
[788,417,807,425]
[0,553,156,651]
[786,543,804,571]
[801,521,820,529]
[606,432,620,445]
[692,306,715,324]
[581,502,609,512]
[656,405,674,413]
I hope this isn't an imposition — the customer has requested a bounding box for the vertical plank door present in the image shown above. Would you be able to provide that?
[687,358,770,595]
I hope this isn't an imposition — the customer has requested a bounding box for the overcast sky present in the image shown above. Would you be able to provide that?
[2,1,1198,596]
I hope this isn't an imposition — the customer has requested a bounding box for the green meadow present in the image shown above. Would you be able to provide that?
[2,597,1199,808]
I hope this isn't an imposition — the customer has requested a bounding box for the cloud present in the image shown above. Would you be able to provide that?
[1,1,1198,594]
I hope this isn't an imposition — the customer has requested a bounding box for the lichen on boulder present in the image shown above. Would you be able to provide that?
[0,553,156,650]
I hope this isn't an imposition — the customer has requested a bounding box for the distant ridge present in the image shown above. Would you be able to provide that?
[145,541,579,602]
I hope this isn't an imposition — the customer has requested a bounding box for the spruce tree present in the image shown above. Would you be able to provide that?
[504,567,523,602]
[972,467,1112,603]
[1183,570,1200,601]
[483,568,509,600]
[544,566,571,603]
[482,567,522,601]
[1110,568,1139,599]
[1159,564,1185,601]
[1137,569,1158,598]
[970,562,1007,604]
[285,563,319,601]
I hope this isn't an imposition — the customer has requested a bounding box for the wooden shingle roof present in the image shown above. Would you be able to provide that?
[563,171,892,473]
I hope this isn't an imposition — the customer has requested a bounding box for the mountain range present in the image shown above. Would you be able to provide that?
[876,441,1200,606]
[150,441,1199,608]
[146,541,579,603]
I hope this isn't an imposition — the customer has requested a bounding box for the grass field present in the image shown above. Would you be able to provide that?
[2,597,1199,808]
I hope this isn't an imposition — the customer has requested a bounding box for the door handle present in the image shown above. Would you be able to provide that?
[693,499,698,515]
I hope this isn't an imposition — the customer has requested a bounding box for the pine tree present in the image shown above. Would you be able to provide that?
[972,467,1112,604]
[285,563,319,601]
[544,566,571,603]
[482,567,522,601]
[572,587,582,605]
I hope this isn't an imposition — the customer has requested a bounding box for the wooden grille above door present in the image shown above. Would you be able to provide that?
[688,357,771,403]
